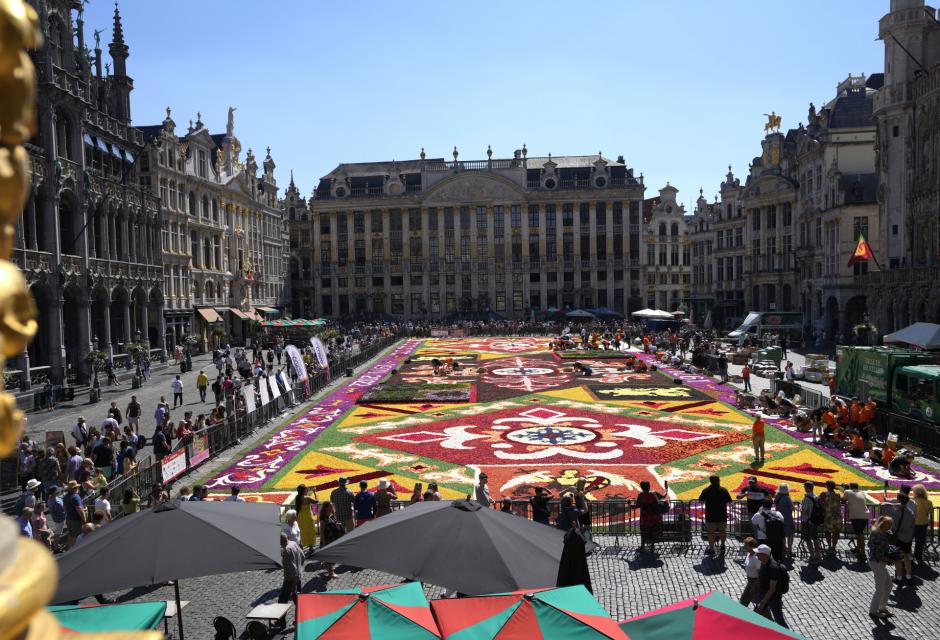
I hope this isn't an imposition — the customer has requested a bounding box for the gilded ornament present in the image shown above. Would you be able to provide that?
[0,261,37,356]
[0,50,36,145]
[0,144,30,225]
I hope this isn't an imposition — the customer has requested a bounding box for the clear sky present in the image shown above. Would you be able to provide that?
[81,1,886,209]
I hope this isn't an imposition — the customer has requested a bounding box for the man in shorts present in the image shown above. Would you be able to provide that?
[843,482,869,561]
[125,395,141,434]
[698,475,732,556]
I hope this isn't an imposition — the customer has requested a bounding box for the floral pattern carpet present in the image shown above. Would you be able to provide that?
[206,338,933,503]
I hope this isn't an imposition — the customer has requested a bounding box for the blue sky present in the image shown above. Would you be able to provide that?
[82,1,885,208]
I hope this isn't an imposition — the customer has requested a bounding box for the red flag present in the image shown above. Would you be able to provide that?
[848,232,874,267]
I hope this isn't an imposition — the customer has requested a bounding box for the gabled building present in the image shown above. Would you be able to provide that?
[641,185,691,312]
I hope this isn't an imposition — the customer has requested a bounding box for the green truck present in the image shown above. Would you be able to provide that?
[836,346,940,423]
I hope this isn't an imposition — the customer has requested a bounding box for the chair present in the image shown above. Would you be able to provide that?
[212,616,237,640]
[245,620,270,640]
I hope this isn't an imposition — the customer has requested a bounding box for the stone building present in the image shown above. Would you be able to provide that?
[713,166,748,329]
[870,0,940,332]
[641,185,691,312]
[11,1,162,386]
[688,189,718,324]
[291,148,646,319]
[138,108,288,350]
[793,75,880,341]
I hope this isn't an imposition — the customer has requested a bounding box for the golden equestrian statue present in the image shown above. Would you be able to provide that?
[763,111,782,134]
[0,1,158,638]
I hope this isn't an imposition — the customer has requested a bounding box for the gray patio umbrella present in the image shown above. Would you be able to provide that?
[53,499,282,640]
[313,500,569,595]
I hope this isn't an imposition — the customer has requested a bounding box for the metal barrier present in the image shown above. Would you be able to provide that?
[770,379,828,410]
[871,410,940,457]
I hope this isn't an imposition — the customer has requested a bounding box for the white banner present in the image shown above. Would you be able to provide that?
[285,345,308,381]
[242,385,256,413]
[309,337,329,369]
[259,377,270,405]
[268,374,282,400]
[161,449,187,483]
[276,371,290,390]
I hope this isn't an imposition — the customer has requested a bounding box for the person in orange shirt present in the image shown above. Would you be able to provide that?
[849,398,862,425]
[752,415,766,461]
[837,402,849,425]
[742,364,752,392]
[642,336,651,353]
[848,432,865,456]
[882,446,895,468]
[861,400,877,424]
[828,376,837,396]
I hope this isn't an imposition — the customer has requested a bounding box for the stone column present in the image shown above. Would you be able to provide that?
[139,303,149,345]
[26,196,38,250]
[123,301,131,348]
[102,300,113,358]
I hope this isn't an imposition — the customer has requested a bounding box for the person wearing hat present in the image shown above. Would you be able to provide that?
[773,484,795,559]
[800,481,823,564]
[374,479,397,518]
[71,416,88,450]
[14,478,41,517]
[754,544,789,627]
[63,480,86,547]
[736,476,770,516]
[330,477,356,533]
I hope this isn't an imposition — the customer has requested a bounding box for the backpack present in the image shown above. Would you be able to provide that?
[13,491,28,516]
[808,494,825,526]
[763,512,785,543]
[325,517,345,543]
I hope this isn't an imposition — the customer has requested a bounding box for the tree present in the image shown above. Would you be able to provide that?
[83,349,107,389]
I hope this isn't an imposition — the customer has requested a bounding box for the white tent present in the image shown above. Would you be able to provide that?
[884,322,940,350]
[648,310,676,319]
[631,308,657,317]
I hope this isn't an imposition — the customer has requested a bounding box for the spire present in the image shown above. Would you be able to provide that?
[289,170,295,188]
[112,2,125,45]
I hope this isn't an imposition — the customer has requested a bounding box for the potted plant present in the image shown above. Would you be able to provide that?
[126,341,149,388]
[180,334,199,372]
[83,348,107,402]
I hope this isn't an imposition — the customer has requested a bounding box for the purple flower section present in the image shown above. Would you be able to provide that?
[642,354,940,489]
[206,340,420,490]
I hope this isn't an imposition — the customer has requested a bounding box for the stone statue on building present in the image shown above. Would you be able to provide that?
[226,106,236,137]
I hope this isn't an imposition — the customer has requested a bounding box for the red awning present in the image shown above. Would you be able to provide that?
[230,308,248,320]
[196,307,222,324]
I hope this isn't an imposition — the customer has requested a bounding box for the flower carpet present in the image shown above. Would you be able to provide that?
[206,338,927,505]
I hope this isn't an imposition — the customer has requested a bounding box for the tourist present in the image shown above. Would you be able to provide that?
[152,424,170,461]
[31,501,51,548]
[571,478,592,528]
[636,480,664,554]
[740,537,761,605]
[330,477,356,533]
[374,480,396,518]
[751,498,785,561]
[751,414,766,461]
[891,486,916,584]
[773,484,795,559]
[212,375,223,405]
[196,369,209,403]
[409,482,423,504]
[698,475,732,556]
[801,481,824,564]
[71,417,89,451]
[153,399,168,429]
[868,515,895,620]
[38,447,60,500]
[125,396,141,435]
[354,480,375,526]
[742,363,752,392]
[224,486,245,502]
[912,484,933,563]
[178,486,192,501]
[426,482,442,501]
[279,532,304,604]
[94,486,112,523]
[556,495,581,530]
[530,487,553,525]
[500,497,514,514]
[294,484,317,549]
[47,486,65,542]
[120,488,140,516]
[754,544,789,627]
[820,480,843,556]
[171,375,184,408]
[475,473,494,508]
[107,401,123,426]
[844,482,869,562]
[92,436,115,479]
[16,507,33,539]
[64,480,86,547]
[784,361,794,383]
[283,510,301,545]
[318,501,342,579]
[737,476,770,516]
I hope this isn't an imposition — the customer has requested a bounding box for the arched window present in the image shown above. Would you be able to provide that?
[205,280,214,300]
[658,223,666,237]
[188,192,196,215]
[671,222,679,236]
[289,207,295,220]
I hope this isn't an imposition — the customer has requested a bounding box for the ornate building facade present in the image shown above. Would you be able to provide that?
[12,1,162,385]
[870,0,940,332]
[641,185,691,312]
[138,108,288,350]
[291,148,646,319]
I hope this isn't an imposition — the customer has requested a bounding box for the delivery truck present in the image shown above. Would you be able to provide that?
[835,346,940,424]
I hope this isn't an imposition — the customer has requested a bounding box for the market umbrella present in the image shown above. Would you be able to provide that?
[430,585,627,639]
[49,601,166,633]
[631,309,656,317]
[296,582,439,639]
[566,309,597,320]
[53,499,282,640]
[313,500,567,595]
[618,591,808,640]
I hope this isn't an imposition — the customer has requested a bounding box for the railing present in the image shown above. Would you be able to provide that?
[770,379,828,410]
[870,411,940,457]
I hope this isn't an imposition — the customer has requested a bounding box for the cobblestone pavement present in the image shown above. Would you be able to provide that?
[81,535,936,639]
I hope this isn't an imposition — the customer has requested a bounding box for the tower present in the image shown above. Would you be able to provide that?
[108,2,133,122]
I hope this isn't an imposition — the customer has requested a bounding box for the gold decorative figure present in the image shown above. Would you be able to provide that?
[763,112,782,134]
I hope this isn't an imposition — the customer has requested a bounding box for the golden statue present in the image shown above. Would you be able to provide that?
[763,111,782,134]
[0,2,158,638]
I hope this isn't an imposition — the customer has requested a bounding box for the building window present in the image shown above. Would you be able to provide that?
[428,208,438,230]
[853,216,868,239]
[371,210,383,232]
[767,205,777,229]
[545,204,556,232]
[476,206,487,229]
[493,206,504,233]
[409,208,421,230]
[495,292,506,312]
[528,204,539,228]
[371,238,384,258]
[782,202,792,227]
[751,208,760,231]
[510,205,521,228]
[459,206,470,229]
[198,150,207,178]
[354,211,365,233]
[562,204,574,227]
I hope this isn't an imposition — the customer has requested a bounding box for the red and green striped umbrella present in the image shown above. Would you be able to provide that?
[618,591,808,640]
[297,582,440,639]
[49,601,166,633]
[430,585,627,640]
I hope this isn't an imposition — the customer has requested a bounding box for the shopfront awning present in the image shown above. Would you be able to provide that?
[257,306,280,315]
[196,307,222,324]
[230,308,248,320]
[96,138,110,153]
[83,133,95,147]
[123,149,135,164]
[110,144,124,160]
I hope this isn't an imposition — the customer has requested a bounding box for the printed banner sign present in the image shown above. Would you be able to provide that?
[268,374,282,400]
[431,328,449,337]
[243,385,257,413]
[161,449,187,482]
[259,378,271,406]
[310,337,329,369]
[188,433,210,467]
[286,345,308,381]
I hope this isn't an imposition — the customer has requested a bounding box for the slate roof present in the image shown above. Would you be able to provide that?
[827,88,875,129]
[320,154,623,180]
[138,125,163,145]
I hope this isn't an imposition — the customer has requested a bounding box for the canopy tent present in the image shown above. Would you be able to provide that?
[313,500,569,595]
[883,322,940,350]
[631,308,657,318]
[590,307,625,320]
[261,318,328,328]
[49,601,166,633]
[566,309,597,320]
[618,590,807,640]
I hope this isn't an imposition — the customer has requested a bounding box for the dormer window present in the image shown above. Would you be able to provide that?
[198,150,208,178]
